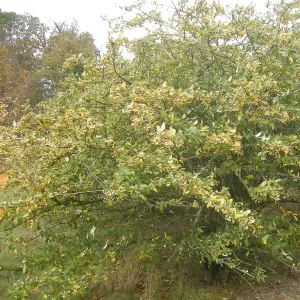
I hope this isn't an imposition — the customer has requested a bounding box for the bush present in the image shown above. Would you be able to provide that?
[1,0,300,297]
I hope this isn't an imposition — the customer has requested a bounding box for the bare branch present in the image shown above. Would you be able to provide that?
[111,56,132,85]
[0,130,22,141]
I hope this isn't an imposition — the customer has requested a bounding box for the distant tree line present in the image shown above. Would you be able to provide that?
[0,9,98,125]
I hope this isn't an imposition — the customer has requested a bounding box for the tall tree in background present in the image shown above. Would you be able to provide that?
[39,21,98,100]
[0,10,98,124]
[0,10,47,124]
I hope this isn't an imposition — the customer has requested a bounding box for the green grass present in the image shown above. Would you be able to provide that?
[0,189,44,299]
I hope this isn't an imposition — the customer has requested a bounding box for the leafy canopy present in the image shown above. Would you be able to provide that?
[0,10,98,125]
[1,0,300,297]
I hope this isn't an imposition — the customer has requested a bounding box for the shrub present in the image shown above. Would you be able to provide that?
[1,0,300,297]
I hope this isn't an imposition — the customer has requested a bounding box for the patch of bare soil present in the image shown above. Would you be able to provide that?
[239,274,300,300]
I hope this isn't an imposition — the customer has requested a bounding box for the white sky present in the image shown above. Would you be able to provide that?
[0,0,267,49]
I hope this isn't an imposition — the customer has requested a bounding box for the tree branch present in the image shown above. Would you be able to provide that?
[0,130,22,141]
[111,56,132,85]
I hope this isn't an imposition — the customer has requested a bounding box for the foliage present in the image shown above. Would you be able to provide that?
[39,28,98,100]
[1,0,300,298]
[0,10,98,125]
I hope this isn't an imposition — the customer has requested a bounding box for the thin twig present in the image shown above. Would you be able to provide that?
[50,189,105,198]
[0,167,10,175]
[111,56,132,85]
[0,130,22,141]
[232,267,258,294]
[81,162,104,186]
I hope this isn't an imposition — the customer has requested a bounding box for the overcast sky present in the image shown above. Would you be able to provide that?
[0,0,267,49]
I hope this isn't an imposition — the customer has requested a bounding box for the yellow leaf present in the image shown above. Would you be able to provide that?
[153,187,158,193]
[282,146,289,155]
[0,209,3,220]
[169,127,176,136]
[256,225,264,229]
[262,235,269,245]
[113,149,119,157]
[283,112,289,120]
[73,284,79,293]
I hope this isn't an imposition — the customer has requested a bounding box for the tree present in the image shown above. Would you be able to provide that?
[1,0,300,298]
[0,11,98,122]
[0,9,48,69]
[0,46,31,125]
[38,22,98,100]
[0,10,48,125]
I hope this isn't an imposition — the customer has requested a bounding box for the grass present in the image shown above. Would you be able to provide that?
[87,246,300,300]
[0,179,45,299]
[0,187,20,298]
[92,273,300,300]
[0,249,19,298]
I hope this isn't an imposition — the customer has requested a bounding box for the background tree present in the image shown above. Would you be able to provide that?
[39,21,98,100]
[0,10,47,124]
[0,10,98,123]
